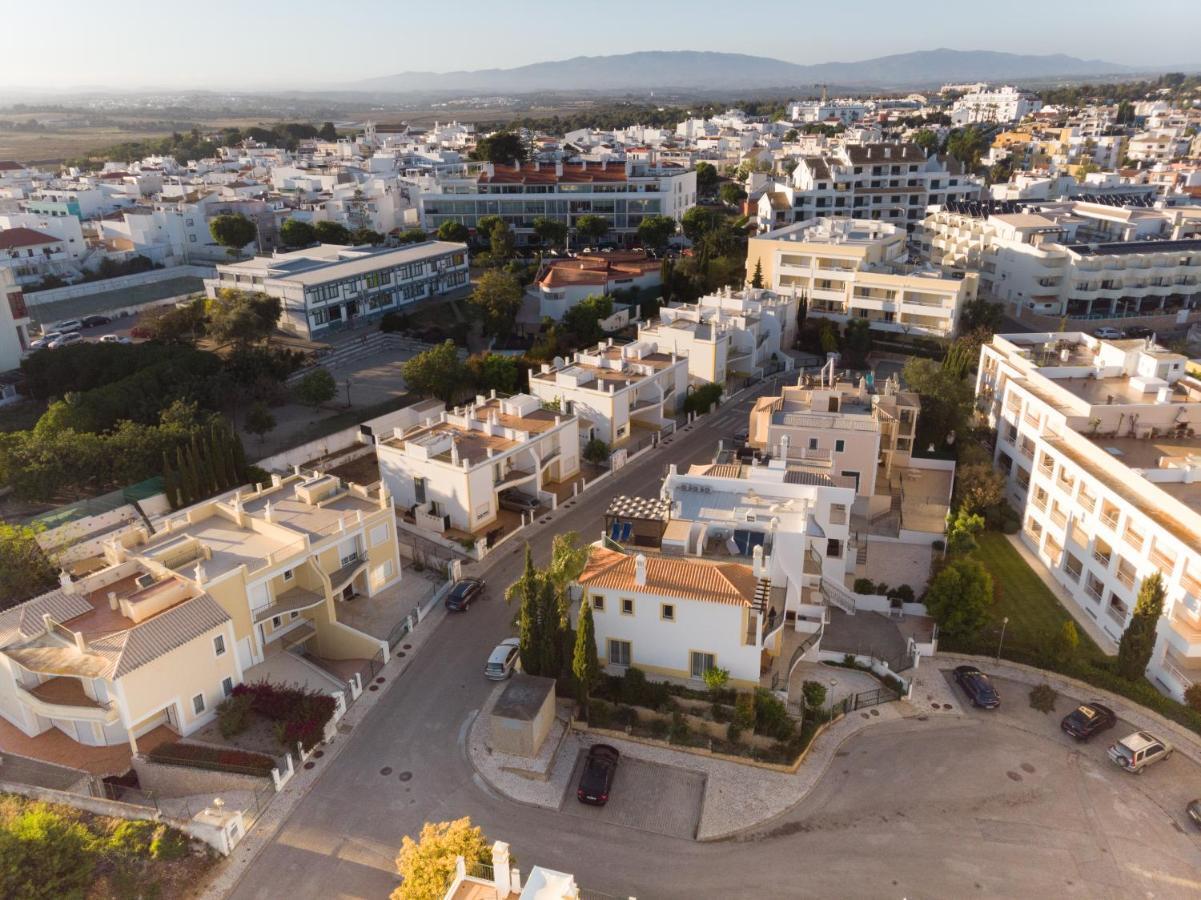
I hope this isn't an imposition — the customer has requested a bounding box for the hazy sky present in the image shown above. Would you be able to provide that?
[5,0,1200,91]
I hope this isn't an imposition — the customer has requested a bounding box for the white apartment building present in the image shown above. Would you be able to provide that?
[976,332,1201,698]
[951,86,1042,125]
[756,143,981,232]
[532,250,662,321]
[0,226,73,288]
[1128,131,1192,164]
[788,99,871,124]
[920,202,1201,319]
[412,159,696,247]
[376,393,580,538]
[527,339,688,448]
[0,212,86,262]
[636,287,798,384]
[747,217,977,338]
[0,268,32,372]
[205,240,468,338]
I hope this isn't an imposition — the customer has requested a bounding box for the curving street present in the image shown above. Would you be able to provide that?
[225,390,1201,900]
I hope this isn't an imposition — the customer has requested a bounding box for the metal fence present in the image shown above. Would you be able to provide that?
[837,686,900,713]
[170,778,275,826]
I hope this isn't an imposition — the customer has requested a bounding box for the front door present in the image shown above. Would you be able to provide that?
[342,583,355,601]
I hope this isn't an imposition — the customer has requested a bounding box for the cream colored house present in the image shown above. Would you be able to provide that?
[527,339,688,448]
[745,217,976,338]
[0,471,400,751]
[377,392,580,537]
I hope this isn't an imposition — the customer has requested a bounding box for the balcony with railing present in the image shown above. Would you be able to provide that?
[1050,505,1068,528]
[1115,562,1136,590]
[16,677,120,725]
[1092,541,1112,568]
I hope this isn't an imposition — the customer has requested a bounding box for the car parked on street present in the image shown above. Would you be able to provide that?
[81,315,112,328]
[577,743,620,806]
[498,489,540,514]
[1122,325,1154,340]
[48,332,83,349]
[1108,731,1173,773]
[1188,799,1201,829]
[52,319,84,333]
[1060,701,1117,740]
[952,665,1000,708]
[484,637,521,680]
[28,331,62,350]
[1093,327,1123,340]
[445,577,485,612]
[99,334,132,344]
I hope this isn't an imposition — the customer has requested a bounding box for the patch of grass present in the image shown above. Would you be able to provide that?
[969,532,1109,664]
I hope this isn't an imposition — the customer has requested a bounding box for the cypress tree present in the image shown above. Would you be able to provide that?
[507,545,543,676]
[209,424,232,490]
[572,600,600,716]
[229,427,249,482]
[176,445,195,505]
[1117,572,1166,680]
[162,451,180,509]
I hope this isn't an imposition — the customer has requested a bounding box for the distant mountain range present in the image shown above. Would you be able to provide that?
[345,48,1139,94]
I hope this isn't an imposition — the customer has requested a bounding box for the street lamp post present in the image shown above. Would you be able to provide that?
[996,616,1010,662]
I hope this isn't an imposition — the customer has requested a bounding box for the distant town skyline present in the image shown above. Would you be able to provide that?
[4,0,1201,91]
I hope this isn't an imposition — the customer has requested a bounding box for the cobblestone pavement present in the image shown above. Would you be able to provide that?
[558,750,705,839]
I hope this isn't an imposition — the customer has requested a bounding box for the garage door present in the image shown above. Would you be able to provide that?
[559,750,705,839]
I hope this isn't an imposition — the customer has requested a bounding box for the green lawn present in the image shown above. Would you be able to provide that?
[961,532,1110,663]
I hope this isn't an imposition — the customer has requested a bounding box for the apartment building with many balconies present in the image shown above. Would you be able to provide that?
[746,217,977,338]
[527,339,688,448]
[205,240,468,338]
[976,332,1201,698]
[411,158,696,247]
[0,268,31,373]
[920,201,1201,320]
[636,287,798,384]
[376,392,580,540]
[0,471,401,752]
[755,143,981,233]
[950,85,1042,125]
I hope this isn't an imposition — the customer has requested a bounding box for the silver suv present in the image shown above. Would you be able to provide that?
[1107,730,1173,773]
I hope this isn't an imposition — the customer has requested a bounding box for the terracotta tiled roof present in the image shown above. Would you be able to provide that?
[0,161,25,171]
[0,227,58,250]
[0,590,92,646]
[577,547,757,606]
[538,251,659,289]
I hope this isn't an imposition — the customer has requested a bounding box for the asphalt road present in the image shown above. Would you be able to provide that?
[226,382,1201,900]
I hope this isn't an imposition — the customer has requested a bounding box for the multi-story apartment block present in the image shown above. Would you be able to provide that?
[205,240,468,338]
[377,392,580,539]
[412,159,696,247]
[756,143,981,232]
[787,99,870,124]
[577,455,855,693]
[0,226,73,288]
[0,268,31,373]
[951,85,1042,125]
[920,201,1201,319]
[746,217,977,338]
[527,339,688,448]
[976,332,1201,698]
[636,287,798,384]
[0,472,400,750]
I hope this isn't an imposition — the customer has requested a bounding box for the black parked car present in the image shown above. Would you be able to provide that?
[81,315,112,328]
[577,744,620,806]
[1060,701,1117,740]
[953,665,1000,709]
[444,577,485,612]
[1122,325,1154,340]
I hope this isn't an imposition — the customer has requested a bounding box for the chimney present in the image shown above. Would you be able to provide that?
[58,570,75,594]
[491,843,512,897]
[780,433,790,459]
[753,544,764,578]
[107,591,119,611]
[450,440,460,466]
[555,160,564,177]
[634,553,647,587]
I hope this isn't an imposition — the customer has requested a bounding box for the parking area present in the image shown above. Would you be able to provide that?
[559,749,705,839]
[945,669,1201,837]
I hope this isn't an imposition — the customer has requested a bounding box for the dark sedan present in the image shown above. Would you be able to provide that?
[444,578,485,612]
[953,665,1000,709]
[81,315,112,328]
[1060,701,1117,740]
[1188,799,1201,829]
[577,743,619,806]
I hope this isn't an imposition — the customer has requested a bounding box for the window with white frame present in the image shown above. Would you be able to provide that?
[370,523,389,547]
[690,651,716,679]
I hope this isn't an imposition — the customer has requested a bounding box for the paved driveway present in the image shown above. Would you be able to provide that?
[559,751,704,839]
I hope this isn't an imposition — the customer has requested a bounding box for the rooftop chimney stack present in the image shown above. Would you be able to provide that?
[634,553,647,586]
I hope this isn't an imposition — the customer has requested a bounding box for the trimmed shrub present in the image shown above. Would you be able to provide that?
[668,711,690,744]
[852,578,875,594]
[733,691,756,731]
[754,689,794,741]
[621,667,648,706]
[801,680,827,710]
[216,693,252,738]
[147,742,276,776]
[230,680,337,750]
[588,699,613,728]
[726,722,743,743]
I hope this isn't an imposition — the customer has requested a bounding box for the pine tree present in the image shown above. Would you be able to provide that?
[751,258,764,289]
[573,599,600,716]
[1117,572,1165,680]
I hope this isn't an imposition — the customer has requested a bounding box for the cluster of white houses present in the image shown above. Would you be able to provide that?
[977,332,1201,699]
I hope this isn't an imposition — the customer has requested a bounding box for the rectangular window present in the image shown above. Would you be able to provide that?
[282,569,293,582]
[826,539,842,558]
[808,437,819,450]
[370,523,389,547]
[592,595,604,612]
[661,603,675,621]
[690,651,716,679]
[213,634,226,657]
[272,616,282,628]
[192,693,205,715]
[621,597,634,615]
[222,677,234,698]
[608,639,631,667]
[835,439,845,452]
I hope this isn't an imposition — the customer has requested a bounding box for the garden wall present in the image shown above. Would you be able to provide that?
[131,754,273,799]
